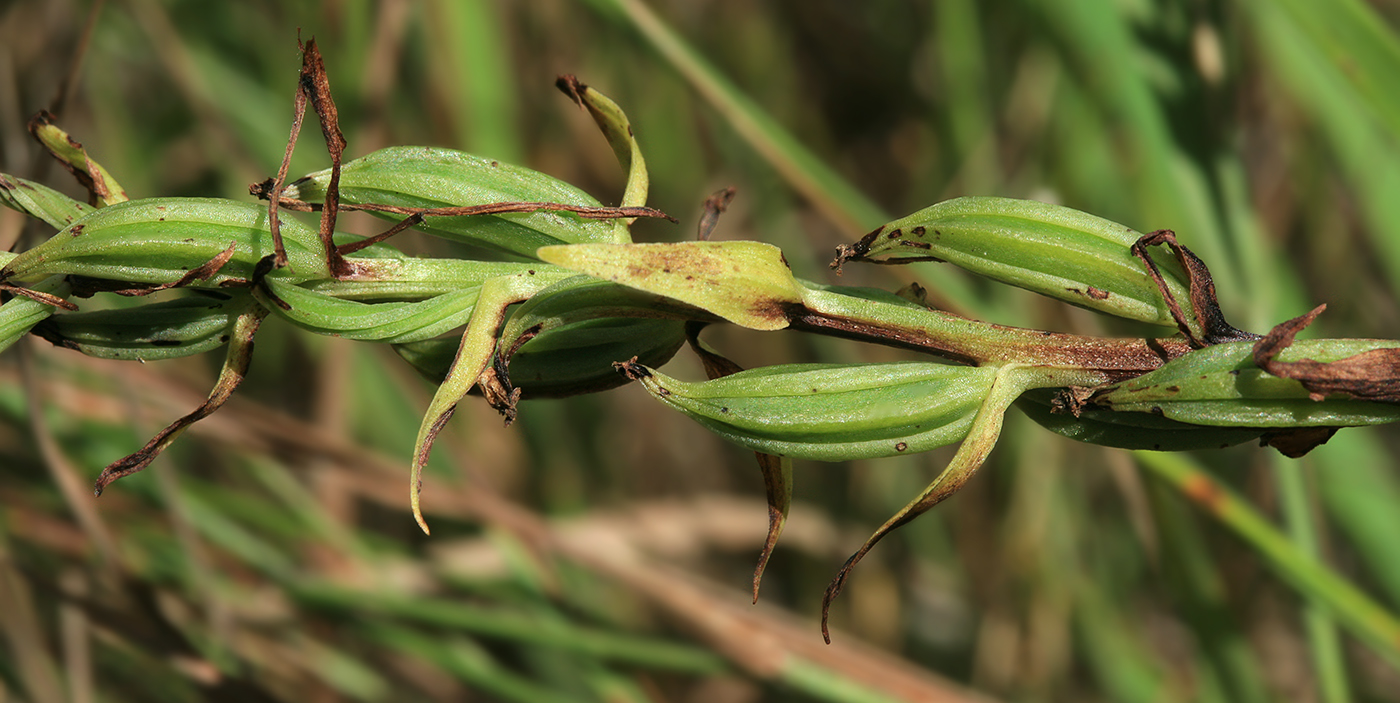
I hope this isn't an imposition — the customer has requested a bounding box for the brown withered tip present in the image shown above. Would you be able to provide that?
[1050,387,1094,418]
[612,357,651,381]
[830,225,888,273]
[26,109,57,132]
[1260,427,1339,458]
[249,178,276,199]
[555,74,587,108]
[829,244,857,273]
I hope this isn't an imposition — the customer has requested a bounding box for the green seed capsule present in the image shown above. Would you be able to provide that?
[1087,339,1400,427]
[619,361,998,461]
[257,279,482,345]
[0,198,328,287]
[1016,389,1265,451]
[302,258,567,302]
[33,293,254,361]
[287,146,628,258]
[837,197,1194,329]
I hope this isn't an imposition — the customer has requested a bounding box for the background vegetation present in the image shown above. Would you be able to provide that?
[2,0,1400,701]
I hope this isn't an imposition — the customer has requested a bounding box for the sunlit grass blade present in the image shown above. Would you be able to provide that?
[1138,451,1400,671]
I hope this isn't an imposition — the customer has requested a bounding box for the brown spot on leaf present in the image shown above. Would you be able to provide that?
[895,442,908,452]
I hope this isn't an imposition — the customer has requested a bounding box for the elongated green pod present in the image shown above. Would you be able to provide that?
[0,174,93,230]
[288,146,628,258]
[617,361,999,461]
[0,198,328,287]
[491,275,691,395]
[537,241,805,331]
[1087,339,1400,427]
[33,293,254,361]
[498,276,703,353]
[258,279,482,345]
[1016,389,1265,451]
[304,259,567,302]
[836,197,1194,329]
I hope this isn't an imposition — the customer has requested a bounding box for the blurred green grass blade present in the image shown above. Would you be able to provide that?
[1073,585,1173,703]
[364,624,589,703]
[243,456,375,565]
[0,536,66,703]
[582,0,990,314]
[424,0,523,163]
[1138,451,1400,671]
[1025,0,1238,304]
[1276,455,1352,703]
[1142,478,1267,703]
[178,490,298,580]
[780,658,907,703]
[293,584,726,674]
[1262,0,1400,142]
[1314,431,1400,610]
[582,0,885,237]
[1244,1,1400,290]
[302,637,392,702]
[934,0,997,190]
[185,45,297,173]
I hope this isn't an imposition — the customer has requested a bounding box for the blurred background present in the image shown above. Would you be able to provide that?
[3,0,1400,701]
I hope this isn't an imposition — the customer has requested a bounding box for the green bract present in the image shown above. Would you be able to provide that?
[537,241,805,331]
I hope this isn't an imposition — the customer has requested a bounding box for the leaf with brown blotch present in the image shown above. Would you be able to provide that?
[1253,305,1400,404]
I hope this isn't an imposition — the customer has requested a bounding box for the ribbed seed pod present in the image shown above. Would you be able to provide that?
[837,196,1194,330]
[1087,339,1400,427]
[33,293,255,361]
[257,279,483,345]
[287,146,628,258]
[0,198,327,287]
[618,361,999,461]
[1016,390,1265,451]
